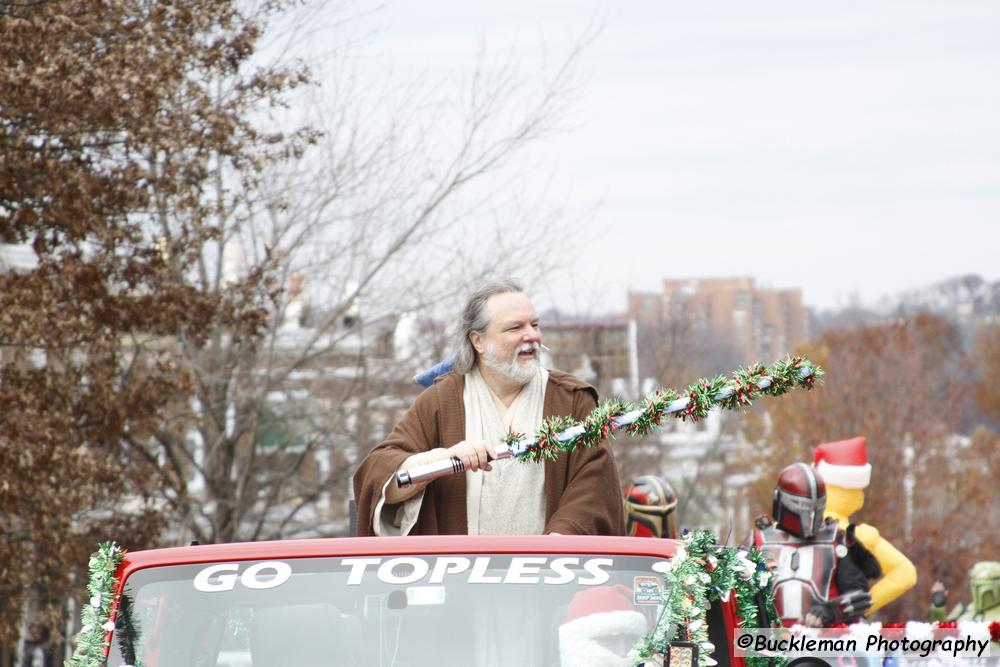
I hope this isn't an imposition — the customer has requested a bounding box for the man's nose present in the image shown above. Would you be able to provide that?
[523,327,540,342]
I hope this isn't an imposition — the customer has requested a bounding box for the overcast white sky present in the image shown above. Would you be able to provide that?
[346,1,1000,313]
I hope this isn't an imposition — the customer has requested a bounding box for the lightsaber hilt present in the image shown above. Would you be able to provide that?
[396,443,514,488]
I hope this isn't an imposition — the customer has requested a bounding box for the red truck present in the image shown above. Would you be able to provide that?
[95,535,767,667]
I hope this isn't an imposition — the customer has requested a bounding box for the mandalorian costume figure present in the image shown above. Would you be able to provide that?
[930,561,1000,652]
[751,463,876,627]
[623,475,678,539]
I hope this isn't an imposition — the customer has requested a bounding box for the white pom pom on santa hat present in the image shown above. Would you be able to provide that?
[813,436,872,489]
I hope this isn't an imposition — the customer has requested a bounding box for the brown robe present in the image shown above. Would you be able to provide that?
[353,370,625,536]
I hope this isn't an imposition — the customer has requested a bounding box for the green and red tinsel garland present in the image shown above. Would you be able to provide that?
[506,356,822,463]
[634,530,784,667]
[66,541,125,667]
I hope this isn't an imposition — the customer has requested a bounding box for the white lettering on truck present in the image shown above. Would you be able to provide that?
[193,562,291,592]
[342,556,613,586]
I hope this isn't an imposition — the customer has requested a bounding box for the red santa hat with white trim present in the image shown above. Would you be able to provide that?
[558,585,646,667]
[813,436,871,489]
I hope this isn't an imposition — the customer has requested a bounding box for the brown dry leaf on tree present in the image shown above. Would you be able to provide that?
[1,0,307,650]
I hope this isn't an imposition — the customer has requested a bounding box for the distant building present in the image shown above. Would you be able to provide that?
[541,315,640,400]
[628,277,811,364]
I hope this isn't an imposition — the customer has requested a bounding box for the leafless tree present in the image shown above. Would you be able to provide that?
[131,16,592,545]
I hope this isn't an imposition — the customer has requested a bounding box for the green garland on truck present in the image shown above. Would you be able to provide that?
[66,542,126,667]
[635,530,784,667]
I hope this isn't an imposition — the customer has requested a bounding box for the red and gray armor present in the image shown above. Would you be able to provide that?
[754,520,845,625]
[752,463,873,627]
[772,462,826,539]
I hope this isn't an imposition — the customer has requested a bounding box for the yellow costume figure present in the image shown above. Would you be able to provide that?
[813,436,917,614]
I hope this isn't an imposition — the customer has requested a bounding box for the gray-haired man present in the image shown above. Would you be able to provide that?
[353,279,624,536]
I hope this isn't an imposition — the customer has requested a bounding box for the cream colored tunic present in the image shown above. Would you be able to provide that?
[374,366,547,536]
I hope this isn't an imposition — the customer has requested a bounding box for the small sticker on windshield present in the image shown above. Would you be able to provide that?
[633,575,663,605]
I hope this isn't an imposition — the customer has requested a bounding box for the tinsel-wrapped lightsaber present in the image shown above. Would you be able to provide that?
[396,356,821,488]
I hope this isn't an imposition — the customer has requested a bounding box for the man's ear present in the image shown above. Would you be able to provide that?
[469,331,485,355]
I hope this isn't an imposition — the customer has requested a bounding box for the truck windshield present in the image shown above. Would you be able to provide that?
[106,553,673,667]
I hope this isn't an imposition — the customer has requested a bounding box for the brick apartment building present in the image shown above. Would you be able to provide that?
[627,276,811,365]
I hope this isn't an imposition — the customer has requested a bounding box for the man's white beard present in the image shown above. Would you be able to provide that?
[481,342,540,386]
